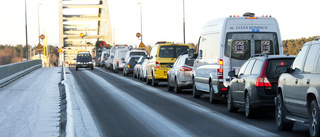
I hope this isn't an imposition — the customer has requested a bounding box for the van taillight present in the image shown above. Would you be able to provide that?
[180,66,192,71]
[255,61,271,87]
[155,62,160,68]
[218,59,223,79]
[116,59,119,64]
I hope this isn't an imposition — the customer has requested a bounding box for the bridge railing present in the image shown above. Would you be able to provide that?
[0,60,42,87]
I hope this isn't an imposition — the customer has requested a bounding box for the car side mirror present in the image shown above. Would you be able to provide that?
[111,55,114,58]
[188,48,194,59]
[228,71,237,77]
[198,50,203,59]
[276,66,288,74]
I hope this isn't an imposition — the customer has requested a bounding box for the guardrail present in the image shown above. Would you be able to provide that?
[58,64,74,137]
[0,60,42,87]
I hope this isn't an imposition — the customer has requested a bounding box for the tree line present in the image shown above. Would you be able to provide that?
[0,44,58,65]
[283,36,319,55]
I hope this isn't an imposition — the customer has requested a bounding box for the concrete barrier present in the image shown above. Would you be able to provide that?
[0,60,42,87]
[58,64,74,137]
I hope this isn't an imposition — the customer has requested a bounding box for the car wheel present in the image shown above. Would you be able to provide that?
[209,84,219,104]
[151,76,158,87]
[174,78,182,93]
[167,77,174,91]
[245,92,254,119]
[76,67,78,70]
[309,100,320,137]
[192,82,201,98]
[227,89,238,112]
[146,76,151,85]
[91,66,94,70]
[276,93,294,131]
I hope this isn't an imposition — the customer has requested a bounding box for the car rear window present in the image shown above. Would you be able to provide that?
[130,52,146,56]
[129,57,140,65]
[159,46,189,58]
[266,59,294,81]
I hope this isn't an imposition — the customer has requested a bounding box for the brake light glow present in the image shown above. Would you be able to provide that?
[127,64,130,68]
[155,62,160,68]
[255,61,272,87]
[280,62,284,66]
[218,59,223,79]
[180,66,192,71]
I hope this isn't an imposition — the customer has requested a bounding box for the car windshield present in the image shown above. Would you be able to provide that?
[159,46,189,58]
[77,53,92,61]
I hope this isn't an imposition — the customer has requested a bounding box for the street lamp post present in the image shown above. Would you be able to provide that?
[138,2,142,43]
[183,0,186,44]
[25,0,28,61]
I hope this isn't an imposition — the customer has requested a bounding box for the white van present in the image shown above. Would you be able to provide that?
[105,45,129,70]
[189,12,283,103]
[99,48,110,67]
[112,48,129,73]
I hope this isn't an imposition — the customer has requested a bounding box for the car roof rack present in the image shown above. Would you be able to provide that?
[251,53,268,58]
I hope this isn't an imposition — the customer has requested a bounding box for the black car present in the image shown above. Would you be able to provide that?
[75,52,94,70]
[123,56,141,76]
[227,54,295,118]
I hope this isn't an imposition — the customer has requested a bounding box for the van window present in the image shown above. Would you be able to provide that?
[200,33,220,59]
[159,46,189,58]
[225,33,279,60]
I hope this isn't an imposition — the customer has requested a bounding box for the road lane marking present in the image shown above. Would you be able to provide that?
[83,69,194,137]
[96,68,280,137]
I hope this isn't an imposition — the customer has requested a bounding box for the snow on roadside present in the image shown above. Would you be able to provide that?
[0,68,60,137]
[64,67,101,137]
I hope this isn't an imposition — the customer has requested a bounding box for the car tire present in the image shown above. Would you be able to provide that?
[192,82,201,98]
[146,76,151,85]
[167,77,174,91]
[309,100,320,137]
[209,84,219,104]
[76,67,78,71]
[245,92,254,119]
[276,93,294,131]
[174,79,181,93]
[227,89,238,112]
[151,76,158,87]
[91,66,94,70]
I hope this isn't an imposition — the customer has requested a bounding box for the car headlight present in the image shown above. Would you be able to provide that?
[77,62,81,64]
[89,61,93,64]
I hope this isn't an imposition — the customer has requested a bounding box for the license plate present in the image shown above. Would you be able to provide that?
[82,65,87,67]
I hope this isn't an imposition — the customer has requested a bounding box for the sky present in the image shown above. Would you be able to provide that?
[0,0,319,47]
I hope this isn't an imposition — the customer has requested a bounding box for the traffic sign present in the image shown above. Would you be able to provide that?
[139,41,145,48]
[136,32,141,38]
[36,43,43,51]
[57,48,63,53]
[40,34,45,40]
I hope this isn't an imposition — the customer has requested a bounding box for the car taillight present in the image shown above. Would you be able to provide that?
[116,59,119,64]
[180,66,192,71]
[255,61,271,87]
[155,62,159,68]
[218,59,223,79]
[99,58,101,61]
[127,64,130,68]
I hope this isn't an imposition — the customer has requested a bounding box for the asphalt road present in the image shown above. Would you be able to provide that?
[70,67,309,137]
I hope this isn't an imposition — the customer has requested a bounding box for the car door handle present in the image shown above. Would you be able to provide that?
[307,79,310,84]
[295,79,298,84]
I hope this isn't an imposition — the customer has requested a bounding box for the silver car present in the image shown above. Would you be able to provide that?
[167,54,194,93]
[139,58,149,81]
[133,56,146,78]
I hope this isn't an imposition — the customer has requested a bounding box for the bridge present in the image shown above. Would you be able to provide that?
[0,0,311,136]
[58,0,112,66]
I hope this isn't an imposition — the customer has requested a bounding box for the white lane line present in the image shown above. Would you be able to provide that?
[96,68,280,137]
[83,69,194,137]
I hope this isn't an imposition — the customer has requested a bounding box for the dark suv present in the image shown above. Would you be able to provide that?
[228,54,295,118]
[275,38,320,137]
[75,52,94,70]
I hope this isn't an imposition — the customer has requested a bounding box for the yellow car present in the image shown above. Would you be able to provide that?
[146,42,190,86]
